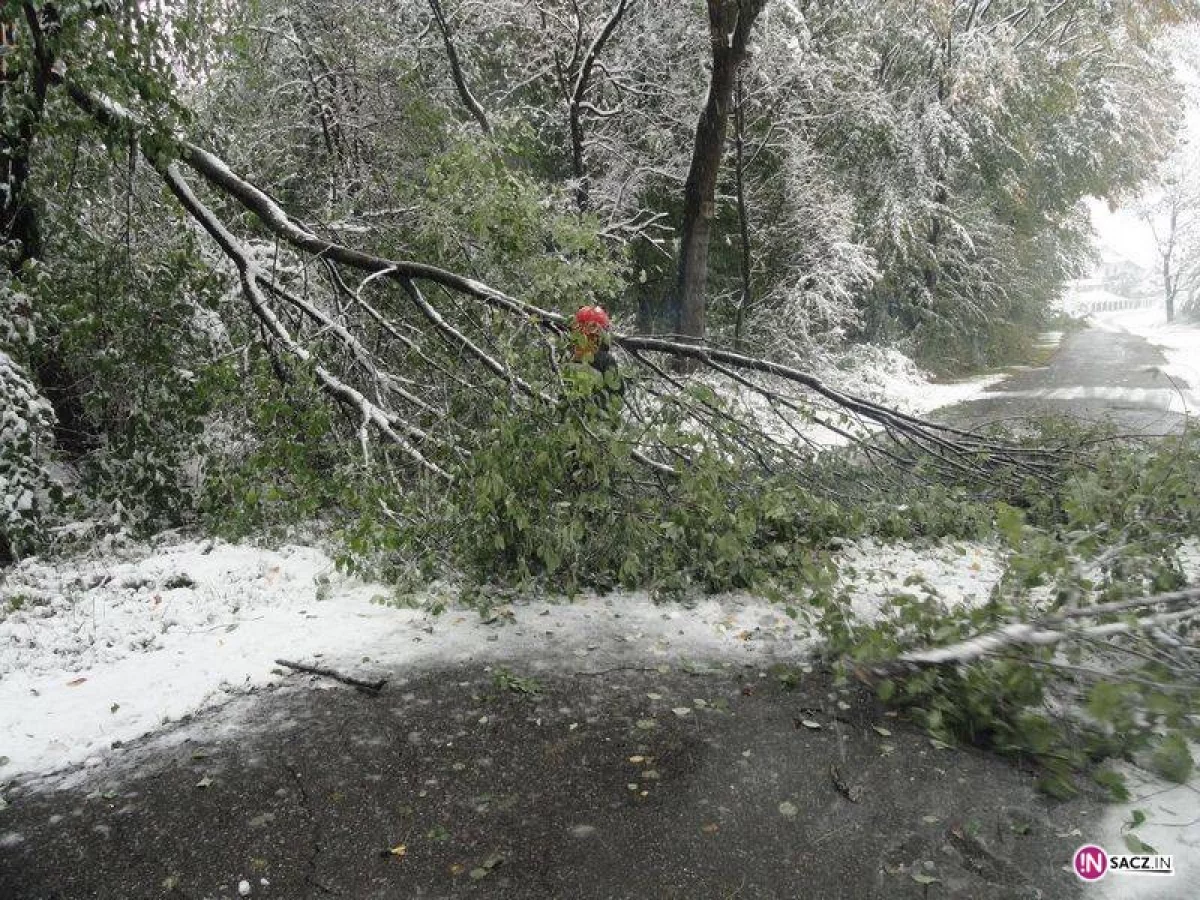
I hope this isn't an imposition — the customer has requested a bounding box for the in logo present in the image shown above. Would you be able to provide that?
[1072,844,1175,882]
[1074,845,1109,882]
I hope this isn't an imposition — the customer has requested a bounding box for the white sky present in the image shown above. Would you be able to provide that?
[1086,197,1158,273]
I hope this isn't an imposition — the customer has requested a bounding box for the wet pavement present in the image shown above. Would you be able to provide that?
[1,665,1096,900]
[944,327,1192,435]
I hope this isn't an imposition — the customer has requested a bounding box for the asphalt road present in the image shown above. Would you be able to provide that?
[945,326,1194,434]
[1,666,1093,900]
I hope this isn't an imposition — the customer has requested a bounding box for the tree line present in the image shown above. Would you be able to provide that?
[1,0,1198,556]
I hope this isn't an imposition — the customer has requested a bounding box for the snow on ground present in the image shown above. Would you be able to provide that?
[3,532,1195,898]
[818,344,1006,417]
[0,535,1005,785]
[1092,763,1200,900]
[838,539,1003,621]
[1092,307,1200,403]
[709,343,1005,449]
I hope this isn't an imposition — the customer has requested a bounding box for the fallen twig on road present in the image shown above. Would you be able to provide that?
[275,658,387,694]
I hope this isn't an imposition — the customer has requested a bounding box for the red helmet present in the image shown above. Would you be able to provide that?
[573,305,611,335]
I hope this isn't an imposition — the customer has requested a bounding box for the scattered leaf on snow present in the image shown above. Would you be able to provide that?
[195,776,213,789]
[671,708,692,718]
[911,873,941,885]
[800,719,821,730]
[1124,834,1159,855]
[109,703,120,714]
[646,693,663,701]
[66,677,87,687]
[872,726,892,737]
[628,755,646,764]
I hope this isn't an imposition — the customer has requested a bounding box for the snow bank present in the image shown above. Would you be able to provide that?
[838,538,1003,621]
[819,344,1005,418]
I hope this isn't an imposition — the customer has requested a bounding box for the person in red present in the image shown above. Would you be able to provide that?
[571,305,619,380]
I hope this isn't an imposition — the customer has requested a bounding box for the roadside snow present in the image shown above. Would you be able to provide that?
[1093,762,1200,900]
[818,344,1006,418]
[710,344,1004,449]
[0,538,808,781]
[0,535,1005,783]
[838,538,1003,621]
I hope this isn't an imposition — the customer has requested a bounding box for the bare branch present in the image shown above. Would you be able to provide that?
[427,0,493,135]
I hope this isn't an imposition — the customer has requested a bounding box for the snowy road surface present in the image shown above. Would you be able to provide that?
[945,310,1200,433]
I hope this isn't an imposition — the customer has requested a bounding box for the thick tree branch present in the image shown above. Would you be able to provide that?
[427,0,492,136]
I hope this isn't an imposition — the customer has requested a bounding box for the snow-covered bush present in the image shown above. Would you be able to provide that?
[0,350,58,563]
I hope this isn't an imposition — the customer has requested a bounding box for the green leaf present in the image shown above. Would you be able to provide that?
[1124,809,1147,831]
[1092,768,1129,802]
[1151,733,1193,784]
[1124,833,1158,855]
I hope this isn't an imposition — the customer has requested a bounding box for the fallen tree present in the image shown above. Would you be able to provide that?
[54,65,1061,496]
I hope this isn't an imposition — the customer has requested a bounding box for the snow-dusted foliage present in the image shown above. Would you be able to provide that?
[0,257,57,561]
[0,349,56,561]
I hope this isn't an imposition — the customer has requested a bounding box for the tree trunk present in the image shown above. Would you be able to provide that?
[669,0,767,343]
[732,69,752,350]
[1,5,52,272]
